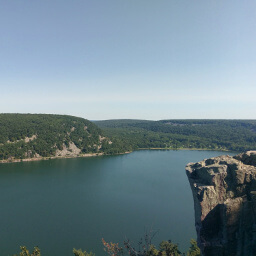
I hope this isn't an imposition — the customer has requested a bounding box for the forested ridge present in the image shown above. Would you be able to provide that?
[94,119,256,152]
[1,115,256,162]
[0,114,125,161]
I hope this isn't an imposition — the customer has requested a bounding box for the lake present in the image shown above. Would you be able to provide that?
[0,150,235,255]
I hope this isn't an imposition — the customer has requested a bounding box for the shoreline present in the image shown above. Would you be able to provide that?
[0,153,105,164]
[137,147,231,152]
[0,151,132,164]
[0,148,234,164]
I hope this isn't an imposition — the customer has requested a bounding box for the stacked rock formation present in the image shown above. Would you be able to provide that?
[186,151,256,256]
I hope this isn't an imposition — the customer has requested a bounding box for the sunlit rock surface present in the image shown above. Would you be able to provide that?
[186,151,256,256]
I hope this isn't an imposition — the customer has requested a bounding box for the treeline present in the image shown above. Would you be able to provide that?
[0,114,128,161]
[94,119,256,152]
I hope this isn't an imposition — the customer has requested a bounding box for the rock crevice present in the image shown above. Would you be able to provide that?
[186,151,256,256]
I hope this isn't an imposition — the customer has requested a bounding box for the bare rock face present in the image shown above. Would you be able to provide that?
[186,151,256,256]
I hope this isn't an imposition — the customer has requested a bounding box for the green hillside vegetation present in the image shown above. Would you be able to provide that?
[94,119,256,152]
[0,114,126,162]
[2,115,256,162]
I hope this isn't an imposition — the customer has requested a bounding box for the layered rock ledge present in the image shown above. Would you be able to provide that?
[186,151,256,256]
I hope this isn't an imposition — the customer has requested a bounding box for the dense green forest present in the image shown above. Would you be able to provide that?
[0,114,126,161]
[1,115,256,162]
[94,119,256,152]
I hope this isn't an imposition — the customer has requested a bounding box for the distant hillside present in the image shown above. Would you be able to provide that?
[94,119,256,152]
[0,114,127,162]
[2,116,255,162]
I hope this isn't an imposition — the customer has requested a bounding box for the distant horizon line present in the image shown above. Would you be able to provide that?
[1,113,256,121]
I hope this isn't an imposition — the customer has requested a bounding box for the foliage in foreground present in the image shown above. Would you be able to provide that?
[102,237,200,256]
[187,239,201,256]
[13,246,41,256]
[73,248,95,256]
[13,239,200,256]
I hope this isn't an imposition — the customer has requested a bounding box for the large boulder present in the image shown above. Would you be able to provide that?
[186,151,256,256]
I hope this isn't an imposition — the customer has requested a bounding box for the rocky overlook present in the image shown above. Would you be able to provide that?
[186,151,256,256]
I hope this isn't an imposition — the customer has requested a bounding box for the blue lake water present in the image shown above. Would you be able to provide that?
[0,150,236,255]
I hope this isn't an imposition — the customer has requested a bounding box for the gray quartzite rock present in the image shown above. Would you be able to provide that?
[186,151,256,256]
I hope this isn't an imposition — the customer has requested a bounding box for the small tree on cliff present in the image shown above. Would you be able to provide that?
[187,239,200,256]
[73,248,95,256]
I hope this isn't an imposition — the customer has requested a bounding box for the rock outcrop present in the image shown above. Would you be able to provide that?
[186,151,256,256]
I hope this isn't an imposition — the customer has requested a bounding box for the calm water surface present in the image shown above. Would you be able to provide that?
[0,150,235,255]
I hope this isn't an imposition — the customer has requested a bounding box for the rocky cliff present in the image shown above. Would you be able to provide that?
[186,151,256,256]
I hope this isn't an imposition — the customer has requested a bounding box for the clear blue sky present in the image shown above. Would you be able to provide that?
[0,0,255,120]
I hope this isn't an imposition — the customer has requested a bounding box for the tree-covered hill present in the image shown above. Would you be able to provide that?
[2,115,256,162]
[0,114,127,162]
[94,119,256,152]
